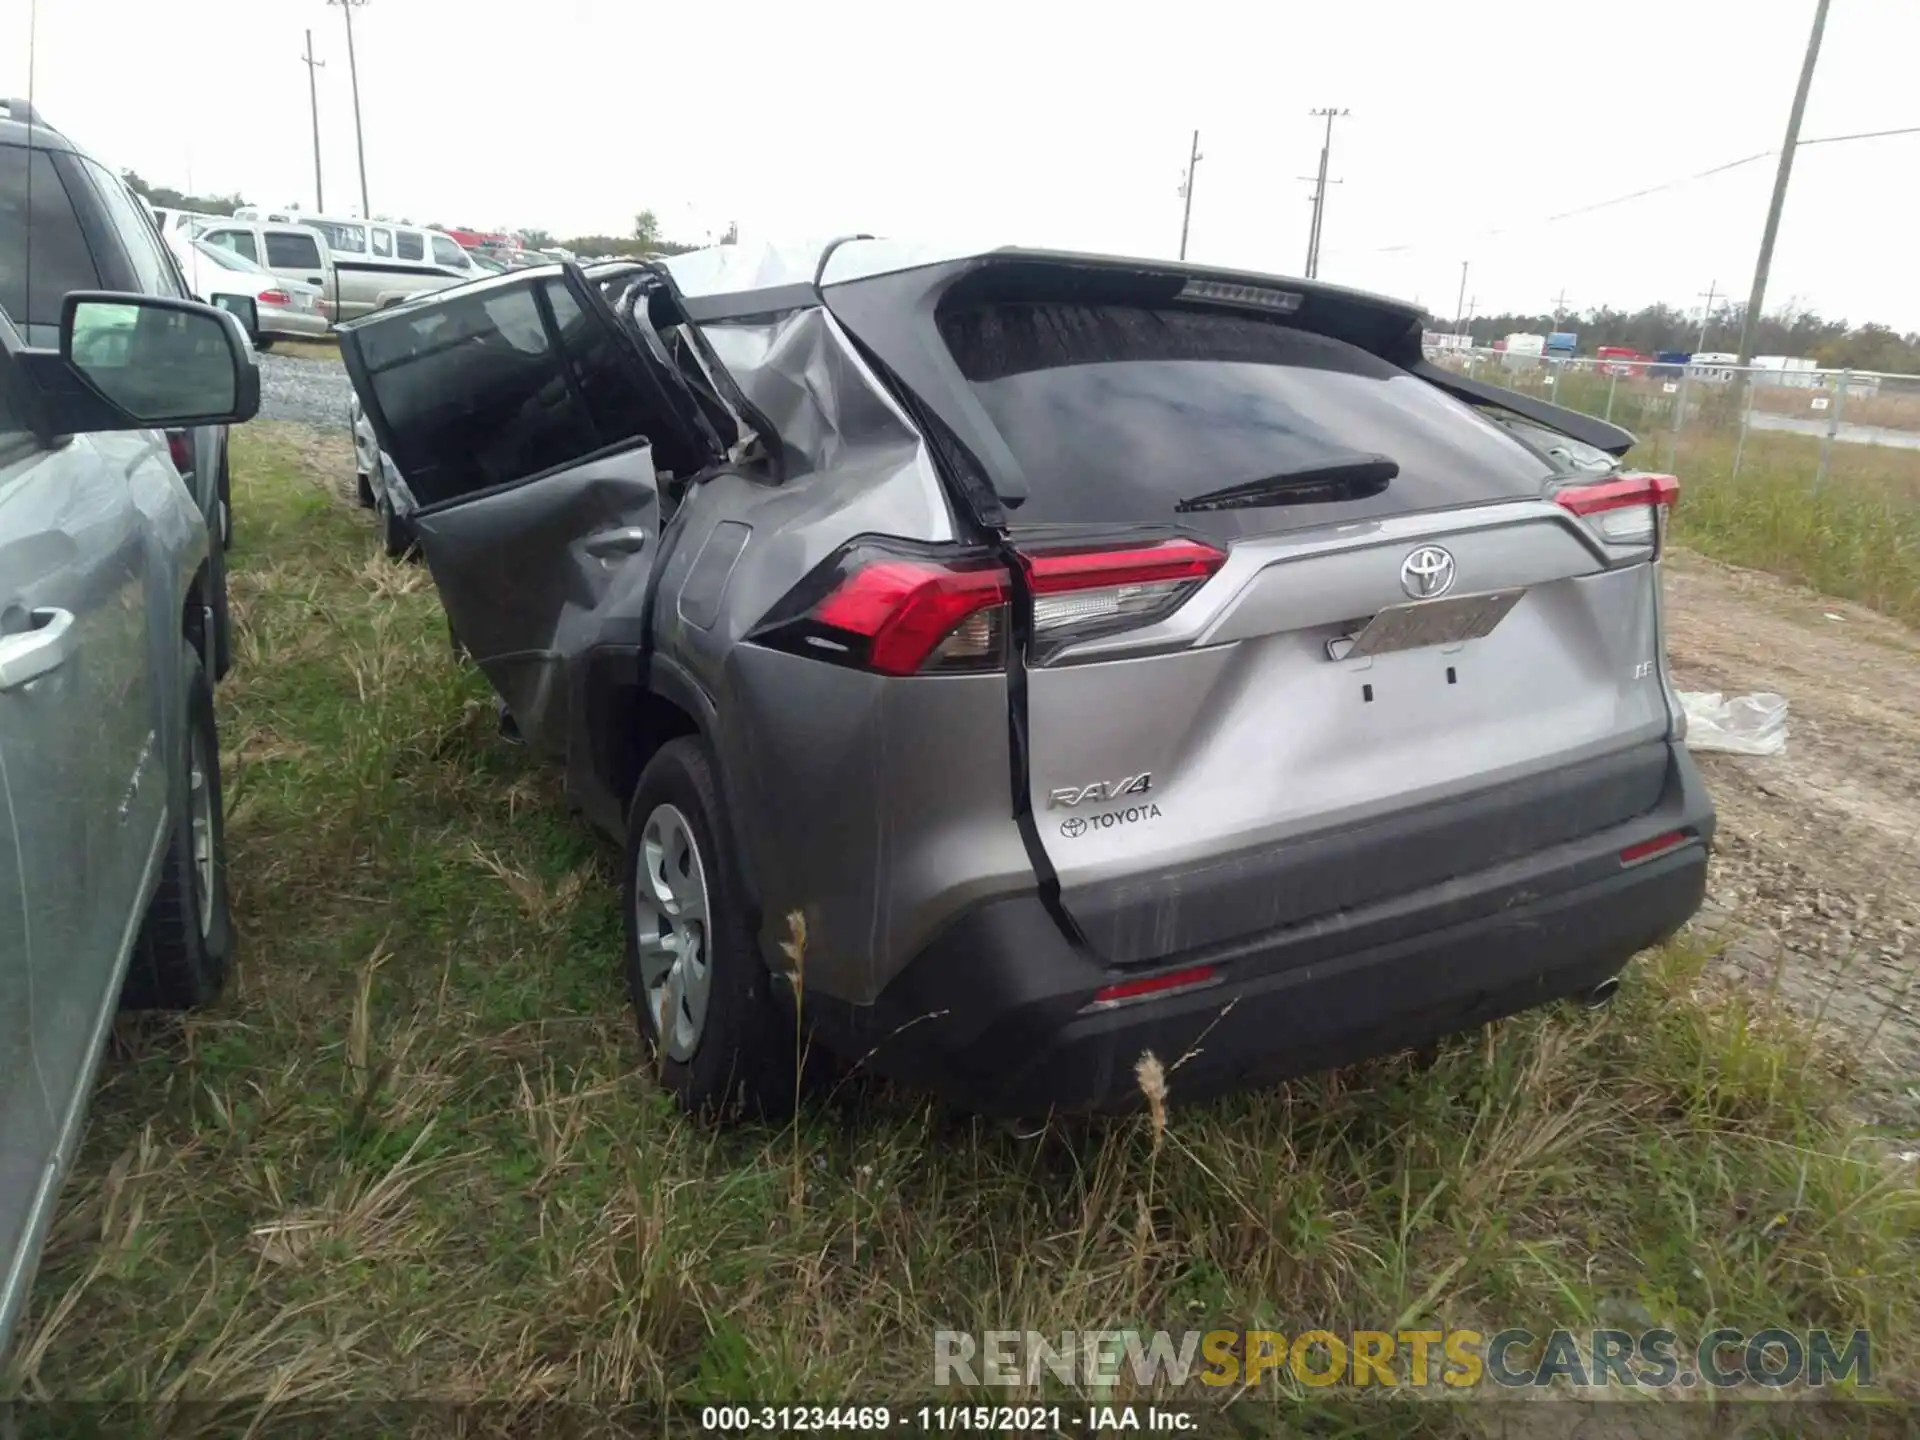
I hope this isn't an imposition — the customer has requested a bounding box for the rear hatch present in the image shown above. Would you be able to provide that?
[833,258,1679,964]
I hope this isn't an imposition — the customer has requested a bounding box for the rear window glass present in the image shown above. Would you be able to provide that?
[265,231,323,269]
[0,144,102,332]
[357,279,649,508]
[939,301,1555,532]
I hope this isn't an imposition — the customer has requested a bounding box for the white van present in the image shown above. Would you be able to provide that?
[232,209,485,320]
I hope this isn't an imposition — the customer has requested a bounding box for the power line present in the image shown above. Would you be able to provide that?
[1326,120,1917,261]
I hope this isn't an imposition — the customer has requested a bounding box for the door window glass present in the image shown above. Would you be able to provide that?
[263,230,324,269]
[371,227,393,258]
[0,144,103,331]
[81,160,182,297]
[358,282,598,507]
[431,234,467,268]
[210,229,259,263]
[395,229,424,261]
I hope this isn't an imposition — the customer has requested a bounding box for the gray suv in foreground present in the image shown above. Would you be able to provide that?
[1,290,259,1347]
[339,242,1713,1118]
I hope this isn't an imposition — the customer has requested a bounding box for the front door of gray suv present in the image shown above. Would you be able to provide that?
[0,421,163,1336]
[339,266,717,751]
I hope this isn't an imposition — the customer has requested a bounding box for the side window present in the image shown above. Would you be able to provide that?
[543,278,650,452]
[0,144,103,334]
[356,281,600,506]
[82,160,182,297]
[208,229,258,263]
[431,234,467,269]
[371,226,393,258]
[314,220,366,254]
[264,231,324,269]
[395,229,424,262]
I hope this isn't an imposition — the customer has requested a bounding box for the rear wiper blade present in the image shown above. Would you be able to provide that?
[1174,454,1398,513]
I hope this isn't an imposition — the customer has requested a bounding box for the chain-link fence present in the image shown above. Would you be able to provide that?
[1427,346,1920,489]
[1423,343,1920,621]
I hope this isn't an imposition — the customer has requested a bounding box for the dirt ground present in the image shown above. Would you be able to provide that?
[1664,550,1920,1126]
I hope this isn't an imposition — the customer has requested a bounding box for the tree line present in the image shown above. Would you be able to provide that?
[1438,302,1920,373]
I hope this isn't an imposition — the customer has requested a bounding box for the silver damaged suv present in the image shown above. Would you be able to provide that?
[337,242,1714,1118]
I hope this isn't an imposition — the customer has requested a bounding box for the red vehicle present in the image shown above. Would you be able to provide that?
[1596,346,1651,378]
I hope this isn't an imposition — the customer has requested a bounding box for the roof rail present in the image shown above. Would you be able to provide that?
[1,97,46,126]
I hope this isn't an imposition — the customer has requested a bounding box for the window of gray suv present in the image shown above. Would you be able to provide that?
[0,145,101,331]
[940,299,1558,534]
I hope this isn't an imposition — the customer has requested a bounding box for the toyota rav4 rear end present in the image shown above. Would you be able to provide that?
[742,251,1714,1115]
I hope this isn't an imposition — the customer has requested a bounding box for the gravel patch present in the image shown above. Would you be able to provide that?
[257,349,354,429]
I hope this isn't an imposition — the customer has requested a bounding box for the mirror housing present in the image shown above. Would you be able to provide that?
[12,291,261,435]
[209,293,262,344]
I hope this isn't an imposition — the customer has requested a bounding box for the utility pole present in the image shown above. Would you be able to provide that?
[330,0,372,218]
[1737,0,1829,368]
[1550,287,1571,331]
[1696,279,1719,351]
[301,30,326,212]
[1177,129,1201,262]
[1453,260,1470,336]
[1302,107,1349,278]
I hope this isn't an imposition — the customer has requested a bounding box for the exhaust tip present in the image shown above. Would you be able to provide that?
[1582,977,1622,1010]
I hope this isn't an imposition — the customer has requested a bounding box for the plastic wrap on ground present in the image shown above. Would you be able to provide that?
[1679,691,1789,756]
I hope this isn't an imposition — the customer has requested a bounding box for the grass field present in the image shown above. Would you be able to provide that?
[4,425,1918,1430]
[1463,362,1920,625]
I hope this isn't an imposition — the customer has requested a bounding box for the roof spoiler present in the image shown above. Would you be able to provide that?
[1411,359,1638,458]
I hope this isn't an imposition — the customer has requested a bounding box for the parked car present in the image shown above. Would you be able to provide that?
[0,287,259,1353]
[349,389,416,558]
[172,237,330,348]
[338,243,1715,1119]
[230,209,487,320]
[192,217,336,318]
[146,204,221,245]
[0,98,239,653]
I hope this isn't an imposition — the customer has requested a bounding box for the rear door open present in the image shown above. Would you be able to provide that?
[844,262,1678,963]
[338,265,721,751]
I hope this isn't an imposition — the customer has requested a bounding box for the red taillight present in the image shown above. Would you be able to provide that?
[756,538,1225,676]
[812,561,1009,677]
[166,430,194,476]
[1091,964,1218,1007]
[1024,539,1225,594]
[1554,472,1679,517]
[1620,829,1689,865]
[258,289,291,306]
[1555,472,1677,550]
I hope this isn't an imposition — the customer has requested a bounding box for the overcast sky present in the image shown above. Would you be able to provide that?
[7,0,1917,333]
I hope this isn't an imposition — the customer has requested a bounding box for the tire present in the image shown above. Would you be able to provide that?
[254,337,276,352]
[377,494,419,561]
[121,648,234,1011]
[624,737,792,1120]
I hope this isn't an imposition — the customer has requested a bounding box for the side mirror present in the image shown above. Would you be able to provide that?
[22,292,262,433]
[210,293,262,344]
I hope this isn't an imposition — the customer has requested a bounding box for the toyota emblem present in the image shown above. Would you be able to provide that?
[1400,545,1456,600]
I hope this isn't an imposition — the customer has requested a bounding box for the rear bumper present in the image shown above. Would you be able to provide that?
[810,742,1714,1116]
[260,309,332,340]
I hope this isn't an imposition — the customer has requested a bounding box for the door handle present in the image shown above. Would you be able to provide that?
[583,527,649,558]
[0,608,77,691]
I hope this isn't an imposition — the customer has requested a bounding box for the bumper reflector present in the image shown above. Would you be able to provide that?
[1619,830,1689,865]
[1090,964,1218,1009]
